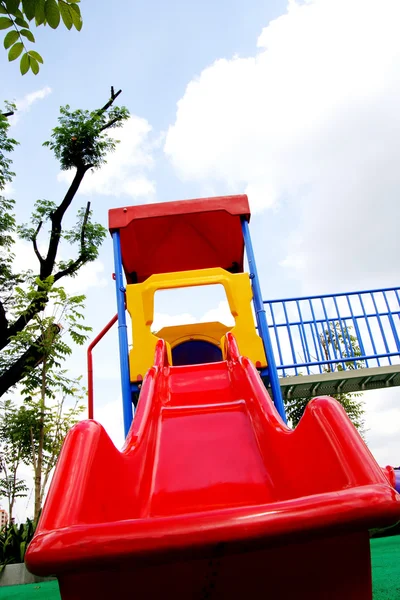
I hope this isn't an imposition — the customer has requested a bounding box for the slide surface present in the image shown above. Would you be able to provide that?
[26,335,400,598]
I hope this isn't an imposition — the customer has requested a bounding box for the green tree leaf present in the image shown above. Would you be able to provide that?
[28,49,43,63]
[22,0,36,20]
[3,29,19,48]
[34,0,46,25]
[14,16,29,27]
[8,41,23,61]
[29,55,39,74]
[20,50,29,74]
[0,17,13,29]
[1,0,84,69]
[69,2,81,30]
[5,0,20,12]
[58,1,72,29]
[19,27,35,42]
[44,0,60,28]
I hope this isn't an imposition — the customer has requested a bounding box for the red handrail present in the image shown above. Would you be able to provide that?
[87,314,118,419]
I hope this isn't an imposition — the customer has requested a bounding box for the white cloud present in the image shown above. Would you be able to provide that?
[10,86,52,125]
[12,239,107,294]
[95,398,125,450]
[62,260,108,294]
[3,182,15,196]
[12,238,41,273]
[57,116,156,200]
[152,311,196,332]
[152,300,234,332]
[165,0,400,291]
[364,388,400,466]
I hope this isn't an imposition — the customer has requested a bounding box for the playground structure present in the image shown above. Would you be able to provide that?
[25,195,400,599]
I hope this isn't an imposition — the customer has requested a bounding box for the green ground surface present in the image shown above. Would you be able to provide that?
[0,581,60,599]
[370,536,400,599]
[1,536,399,599]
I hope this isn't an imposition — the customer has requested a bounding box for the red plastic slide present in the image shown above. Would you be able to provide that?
[26,334,400,599]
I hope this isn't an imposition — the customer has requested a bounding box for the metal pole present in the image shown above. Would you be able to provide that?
[241,219,287,423]
[112,231,133,436]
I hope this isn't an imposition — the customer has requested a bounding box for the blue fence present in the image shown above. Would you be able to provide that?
[263,287,400,378]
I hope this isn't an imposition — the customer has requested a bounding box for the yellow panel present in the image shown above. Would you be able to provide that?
[126,267,267,380]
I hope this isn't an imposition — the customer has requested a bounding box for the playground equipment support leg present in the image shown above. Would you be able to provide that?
[112,231,133,436]
[241,219,287,423]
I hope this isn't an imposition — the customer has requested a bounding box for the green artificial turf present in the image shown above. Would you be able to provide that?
[0,536,399,599]
[371,535,400,599]
[0,581,60,599]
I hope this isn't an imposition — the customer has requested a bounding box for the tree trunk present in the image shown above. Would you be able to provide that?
[0,324,61,397]
[8,497,13,524]
[34,361,46,521]
[34,468,41,521]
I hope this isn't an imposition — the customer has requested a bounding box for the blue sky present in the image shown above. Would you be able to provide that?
[2,0,400,518]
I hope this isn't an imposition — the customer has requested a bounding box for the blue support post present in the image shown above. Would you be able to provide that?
[112,231,133,437]
[241,219,287,423]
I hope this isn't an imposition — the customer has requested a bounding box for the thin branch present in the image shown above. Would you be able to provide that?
[52,257,83,282]
[29,427,37,474]
[53,201,91,282]
[99,116,122,132]
[43,165,90,279]
[32,221,44,266]
[80,201,91,250]
[1,111,14,118]
[0,301,8,336]
[98,87,122,114]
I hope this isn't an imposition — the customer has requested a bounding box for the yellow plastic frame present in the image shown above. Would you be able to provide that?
[126,267,267,380]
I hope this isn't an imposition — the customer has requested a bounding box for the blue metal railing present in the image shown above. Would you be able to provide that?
[263,287,400,377]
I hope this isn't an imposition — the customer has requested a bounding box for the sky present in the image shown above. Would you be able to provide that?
[1,0,400,520]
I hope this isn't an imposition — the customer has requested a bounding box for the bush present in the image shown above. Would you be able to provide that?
[0,518,36,571]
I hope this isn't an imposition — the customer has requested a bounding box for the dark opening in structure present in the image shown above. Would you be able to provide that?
[172,340,222,366]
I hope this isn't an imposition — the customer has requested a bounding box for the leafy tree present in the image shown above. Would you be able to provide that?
[0,88,129,397]
[0,102,20,338]
[285,322,365,433]
[0,0,82,75]
[19,383,85,521]
[0,283,86,520]
[0,399,28,522]
[0,477,28,521]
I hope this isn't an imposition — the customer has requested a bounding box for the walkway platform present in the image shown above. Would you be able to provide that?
[277,365,400,400]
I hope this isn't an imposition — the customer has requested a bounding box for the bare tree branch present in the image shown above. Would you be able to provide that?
[80,201,91,250]
[32,221,44,266]
[53,201,91,282]
[99,116,123,132]
[0,301,7,336]
[98,87,122,114]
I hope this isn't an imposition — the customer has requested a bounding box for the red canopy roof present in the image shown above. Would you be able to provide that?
[108,195,250,283]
